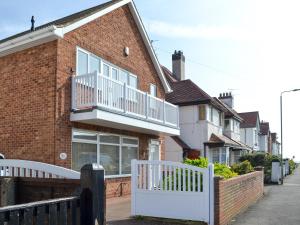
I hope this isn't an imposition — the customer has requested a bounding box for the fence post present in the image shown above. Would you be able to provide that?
[208,163,214,225]
[131,159,137,217]
[80,164,105,225]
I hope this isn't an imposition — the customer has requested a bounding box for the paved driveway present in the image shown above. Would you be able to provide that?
[231,167,300,225]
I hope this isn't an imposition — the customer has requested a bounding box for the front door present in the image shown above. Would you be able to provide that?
[149,140,160,161]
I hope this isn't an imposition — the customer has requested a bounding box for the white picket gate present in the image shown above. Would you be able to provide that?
[131,160,214,225]
[0,159,80,179]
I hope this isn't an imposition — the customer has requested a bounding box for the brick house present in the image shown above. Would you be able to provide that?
[0,0,179,198]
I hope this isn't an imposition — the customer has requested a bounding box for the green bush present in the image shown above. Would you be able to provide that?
[289,159,296,173]
[239,153,280,183]
[184,158,237,179]
[183,157,208,168]
[231,160,254,175]
[214,163,238,179]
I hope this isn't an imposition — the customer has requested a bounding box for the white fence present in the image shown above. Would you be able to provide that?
[131,160,214,225]
[72,73,179,127]
[0,159,80,179]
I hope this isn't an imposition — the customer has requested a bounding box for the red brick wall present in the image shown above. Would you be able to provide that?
[55,4,166,168]
[0,42,58,164]
[214,171,264,225]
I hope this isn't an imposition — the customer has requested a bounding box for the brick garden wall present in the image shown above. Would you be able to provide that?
[214,171,264,225]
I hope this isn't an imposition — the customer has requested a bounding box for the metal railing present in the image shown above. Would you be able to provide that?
[72,72,179,127]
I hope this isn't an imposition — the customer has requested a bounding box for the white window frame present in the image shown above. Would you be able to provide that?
[76,47,138,89]
[71,129,139,178]
[150,84,157,97]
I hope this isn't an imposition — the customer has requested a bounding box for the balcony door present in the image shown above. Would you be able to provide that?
[149,140,160,161]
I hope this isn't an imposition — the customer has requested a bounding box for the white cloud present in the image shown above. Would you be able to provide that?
[145,20,257,41]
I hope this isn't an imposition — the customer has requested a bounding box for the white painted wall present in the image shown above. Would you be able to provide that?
[259,135,268,152]
[224,118,241,141]
[178,105,223,154]
[165,136,184,162]
[240,127,259,151]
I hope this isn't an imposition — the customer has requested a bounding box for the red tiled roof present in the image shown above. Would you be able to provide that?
[162,66,227,113]
[260,122,270,135]
[238,111,259,128]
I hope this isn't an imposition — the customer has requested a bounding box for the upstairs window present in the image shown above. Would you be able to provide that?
[199,105,206,120]
[76,47,138,89]
[150,84,157,97]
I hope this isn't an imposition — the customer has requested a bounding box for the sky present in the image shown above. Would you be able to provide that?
[1,0,299,160]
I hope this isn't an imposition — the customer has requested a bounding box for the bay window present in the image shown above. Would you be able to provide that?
[72,130,139,177]
[76,47,138,89]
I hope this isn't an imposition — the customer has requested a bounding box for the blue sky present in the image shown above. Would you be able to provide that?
[1,0,300,160]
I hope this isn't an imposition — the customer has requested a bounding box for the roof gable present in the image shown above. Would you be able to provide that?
[0,0,171,93]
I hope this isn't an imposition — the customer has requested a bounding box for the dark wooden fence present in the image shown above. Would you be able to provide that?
[0,164,105,225]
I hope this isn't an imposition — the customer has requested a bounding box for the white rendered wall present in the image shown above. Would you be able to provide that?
[165,136,184,162]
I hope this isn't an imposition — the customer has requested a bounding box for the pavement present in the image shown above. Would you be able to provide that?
[106,167,300,225]
[231,166,300,225]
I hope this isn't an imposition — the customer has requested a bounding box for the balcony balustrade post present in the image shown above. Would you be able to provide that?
[94,72,98,107]
[176,105,180,128]
[71,75,76,110]
[145,93,148,119]
[163,100,166,124]
[123,83,127,113]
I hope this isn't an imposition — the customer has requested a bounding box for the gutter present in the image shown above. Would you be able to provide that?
[0,25,64,57]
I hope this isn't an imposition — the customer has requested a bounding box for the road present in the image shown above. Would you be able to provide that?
[231,166,300,225]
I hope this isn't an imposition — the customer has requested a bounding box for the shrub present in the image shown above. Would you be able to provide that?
[289,159,296,173]
[183,157,208,168]
[184,158,237,179]
[239,153,281,183]
[214,163,238,179]
[231,160,254,175]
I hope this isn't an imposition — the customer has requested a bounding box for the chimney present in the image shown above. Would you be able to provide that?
[172,50,185,81]
[219,92,234,108]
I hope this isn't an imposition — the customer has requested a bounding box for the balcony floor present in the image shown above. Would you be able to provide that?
[70,107,180,136]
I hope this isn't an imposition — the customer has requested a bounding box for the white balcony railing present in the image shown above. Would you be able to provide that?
[72,72,179,127]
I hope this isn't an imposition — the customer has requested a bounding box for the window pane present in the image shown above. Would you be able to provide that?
[72,143,97,171]
[122,138,138,145]
[90,55,100,74]
[122,146,138,174]
[129,75,137,88]
[77,50,88,75]
[150,84,157,97]
[100,135,120,144]
[119,70,128,84]
[100,145,119,175]
[112,68,118,80]
[103,64,110,77]
[73,131,97,141]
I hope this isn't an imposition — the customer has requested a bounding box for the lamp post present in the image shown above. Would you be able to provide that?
[280,89,300,184]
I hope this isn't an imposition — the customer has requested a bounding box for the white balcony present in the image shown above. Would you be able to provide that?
[70,72,180,136]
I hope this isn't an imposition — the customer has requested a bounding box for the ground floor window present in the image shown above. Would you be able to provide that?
[210,147,228,165]
[72,130,138,177]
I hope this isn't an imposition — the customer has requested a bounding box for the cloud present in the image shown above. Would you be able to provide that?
[145,20,257,41]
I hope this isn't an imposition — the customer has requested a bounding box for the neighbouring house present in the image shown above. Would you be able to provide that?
[238,111,261,151]
[271,133,281,156]
[215,94,252,164]
[163,51,249,165]
[0,0,179,198]
[259,121,272,153]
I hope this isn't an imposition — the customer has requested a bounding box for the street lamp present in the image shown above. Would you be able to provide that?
[280,89,300,184]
